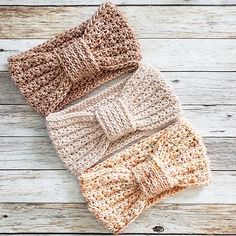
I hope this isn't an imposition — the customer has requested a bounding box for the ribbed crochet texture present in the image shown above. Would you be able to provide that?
[8,2,141,116]
[46,64,182,176]
[80,118,211,233]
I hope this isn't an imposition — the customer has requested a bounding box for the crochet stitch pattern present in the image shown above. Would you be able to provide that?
[46,64,182,176]
[80,118,211,233]
[8,2,141,116]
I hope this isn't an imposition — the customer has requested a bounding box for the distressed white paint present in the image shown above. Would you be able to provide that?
[1,39,236,71]
[0,137,235,170]
[0,104,235,137]
[0,171,235,203]
[1,6,236,38]
[0,203,235,234]
[0,2,235,235]
[2,0,236,5]
[1,72,236,105]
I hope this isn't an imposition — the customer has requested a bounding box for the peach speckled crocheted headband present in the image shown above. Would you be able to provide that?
[8,2,141,116]
[46,64,182,176]
[80,118,211,233]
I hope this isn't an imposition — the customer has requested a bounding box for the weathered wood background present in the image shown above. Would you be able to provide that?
[0,0,236,235]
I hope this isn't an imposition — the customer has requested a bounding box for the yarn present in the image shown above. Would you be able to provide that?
[8,3,141,116]
[46,64,182,176]
[80,118,211,233]
[95,98,136,141]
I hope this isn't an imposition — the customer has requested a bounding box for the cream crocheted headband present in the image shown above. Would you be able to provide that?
[80,118,211,233]
[46,64,182,176]
[8,2,141,116]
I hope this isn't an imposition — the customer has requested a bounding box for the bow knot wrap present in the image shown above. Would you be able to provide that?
[56,39,100,83]
[132,158,178,198]
[80,119,211,233]
[8,3,141,116]
[95,99,136,141]
[46,64,182,176]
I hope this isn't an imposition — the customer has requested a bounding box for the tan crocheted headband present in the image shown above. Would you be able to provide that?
[80,118,211,233]
[46,64,182,176]
[8,2,141,116]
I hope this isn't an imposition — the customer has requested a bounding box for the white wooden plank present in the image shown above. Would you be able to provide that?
[0,137,62,170]
[1,39,236,71]
[0,235,211,236]
[0,235,198,236]
[205,138,236,170]
[1,71,236,105]
[1,0,236,5]
[1,6,236,38]
[0,235,200,236]
[0,171,234,203]
[141,39,236,72]
[0,104,235,137]
[0,137,234,171]
[0,203,235,234]
[165,72,236,105]
[1,234,201,236]
[0,105,46,136]
[0,235,203,236]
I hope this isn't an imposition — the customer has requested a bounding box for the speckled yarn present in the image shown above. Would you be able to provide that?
[80,118,211,233]
[46,64,182,176]
[8,2,141,116]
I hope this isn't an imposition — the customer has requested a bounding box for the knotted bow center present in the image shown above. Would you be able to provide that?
[56,38,100,83]
[132,158,178,198]
[95,99,136,141]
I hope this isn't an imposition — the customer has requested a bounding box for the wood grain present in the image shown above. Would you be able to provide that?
[0,235,213,236]
[1,6,236,39]
[1,203,235,234]
[0,104,235,137]
[1,39,236,72]
[0,2,235,235]
[2,0,236,5]
[0,137,61,170]
[0,235,205,236]
[0,171,234,203]
[1,71,236,105]
[0,137,235,171]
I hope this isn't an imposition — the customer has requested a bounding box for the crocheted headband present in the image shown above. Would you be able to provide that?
[46,64,182,176]
[80,118,211,233]
[8,3,141,116]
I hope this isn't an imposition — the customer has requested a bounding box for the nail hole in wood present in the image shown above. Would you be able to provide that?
[172,79,180,83]
[153,225,164,232]
[203,104,216,107]
[211,130,225,133]
[3,215,8,218]
[227,114,232,117]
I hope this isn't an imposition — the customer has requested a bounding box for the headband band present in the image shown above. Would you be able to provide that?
[8,3,141,116]
[46,64,181,175]
[80,118,211,233]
